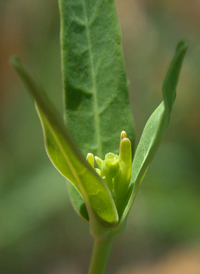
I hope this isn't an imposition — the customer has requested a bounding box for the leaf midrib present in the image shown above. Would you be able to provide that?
[82,0,102,157]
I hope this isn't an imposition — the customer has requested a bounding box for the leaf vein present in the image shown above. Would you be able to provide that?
[82,0,102,157]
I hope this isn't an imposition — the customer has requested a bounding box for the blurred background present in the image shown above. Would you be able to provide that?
[0,0,200,273]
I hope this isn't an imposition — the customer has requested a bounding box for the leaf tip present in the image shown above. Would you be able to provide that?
[176,39,189,54]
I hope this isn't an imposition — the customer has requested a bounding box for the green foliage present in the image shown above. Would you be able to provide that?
[10,0,189,273]
[58,0,135,158]
[120,41,189,224]
[10,38,189,239]
[10,57,118,229]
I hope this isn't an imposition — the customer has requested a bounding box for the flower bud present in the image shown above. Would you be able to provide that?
[86,153,94,168]
[101,153,119,179]
[114,134,132,218]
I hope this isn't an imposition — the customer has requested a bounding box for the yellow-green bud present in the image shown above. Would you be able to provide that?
[101,153,119,179]
[86,153,94,168]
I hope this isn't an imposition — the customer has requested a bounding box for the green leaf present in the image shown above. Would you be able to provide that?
[58,0,135,158]
[121,40,189,223]
[10,56,119,227]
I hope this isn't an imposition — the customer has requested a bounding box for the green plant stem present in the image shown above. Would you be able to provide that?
[88,236,114,274]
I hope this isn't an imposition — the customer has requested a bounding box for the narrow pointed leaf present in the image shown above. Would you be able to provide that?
[121,40,189,223]
[38,110,89,222]
[10,56,119,226]
[58,0,135,158]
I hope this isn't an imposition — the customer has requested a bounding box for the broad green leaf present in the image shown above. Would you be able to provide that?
[10,56,119,226]
[120,40,189,223]
[58,0,135,158]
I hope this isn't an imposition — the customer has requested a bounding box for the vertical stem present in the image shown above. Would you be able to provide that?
[88,236,114,274]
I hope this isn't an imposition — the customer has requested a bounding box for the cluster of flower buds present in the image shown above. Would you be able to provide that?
[87,131,132,218]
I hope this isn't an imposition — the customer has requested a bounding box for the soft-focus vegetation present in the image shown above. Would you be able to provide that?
[0,0,200,273]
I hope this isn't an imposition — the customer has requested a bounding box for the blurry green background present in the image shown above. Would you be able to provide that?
[0,0,200,273]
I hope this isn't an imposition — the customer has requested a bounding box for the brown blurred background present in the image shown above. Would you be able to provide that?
[0,0,200,273]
